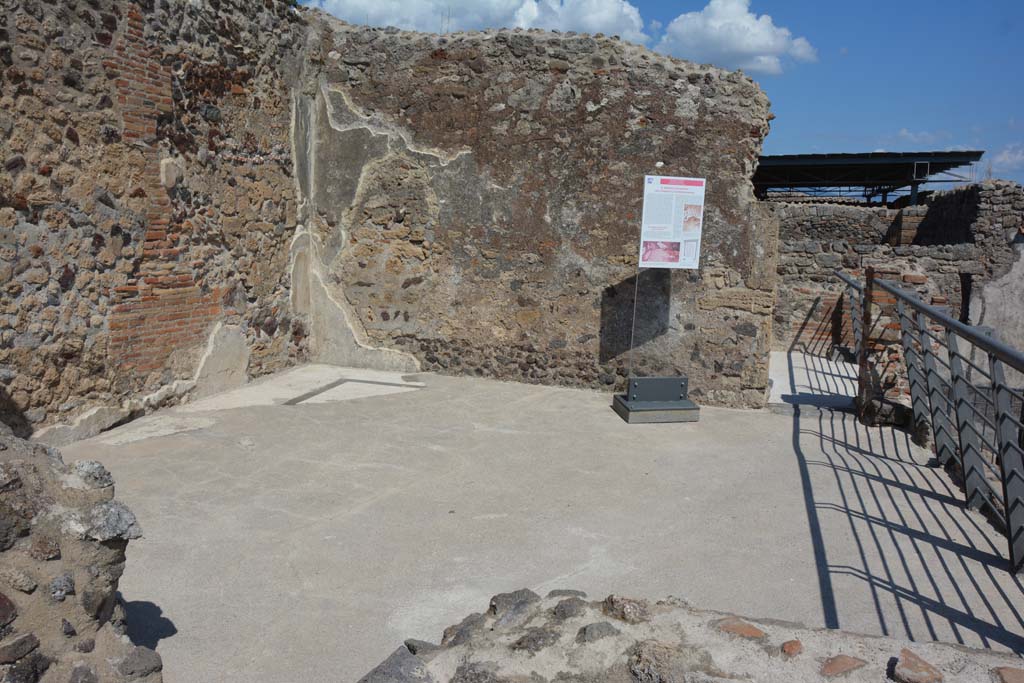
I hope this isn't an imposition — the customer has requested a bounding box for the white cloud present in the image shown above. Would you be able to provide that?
[312,0,647,43]
[897,128,935,145]
[993,144,1024,172]
[311,0,817,74]
[515,0,647,42]
[654,0,817,75]
[313,0,515,34]
[789,36,815,62]
[896,128,952,147]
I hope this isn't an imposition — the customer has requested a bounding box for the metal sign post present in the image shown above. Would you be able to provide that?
[612,175,706,424]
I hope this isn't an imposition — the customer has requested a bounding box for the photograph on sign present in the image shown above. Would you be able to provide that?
[638,175,706,269]
[641,240,680,264]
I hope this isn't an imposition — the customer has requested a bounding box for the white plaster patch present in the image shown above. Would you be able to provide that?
[288,89,420,373]
[192,323,251,399]
[97,415,216,445]
[321,81,470,166]
[972,244,1024,386]
[33,405,131,447]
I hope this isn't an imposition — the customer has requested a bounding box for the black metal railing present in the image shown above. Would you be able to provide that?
[835,269,1024,574]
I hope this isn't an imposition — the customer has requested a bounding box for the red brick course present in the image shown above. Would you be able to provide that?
[104,6,224,379]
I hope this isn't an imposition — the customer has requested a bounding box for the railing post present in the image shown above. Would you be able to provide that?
[848,288,861,357]
[898,300,930,437]
[947,333,986,510]
[849,283,863,359]
[989,356,1024,574]
[919,312,958,468]
[856,268,874,409]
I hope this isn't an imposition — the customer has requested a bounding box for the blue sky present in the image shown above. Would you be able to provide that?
[678,0,1024,185]
[307,0,1024,184]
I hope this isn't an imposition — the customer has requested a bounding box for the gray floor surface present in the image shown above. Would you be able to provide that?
[62,355,1024,682]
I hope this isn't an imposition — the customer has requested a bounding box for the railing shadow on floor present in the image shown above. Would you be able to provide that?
[784,300,1024,652]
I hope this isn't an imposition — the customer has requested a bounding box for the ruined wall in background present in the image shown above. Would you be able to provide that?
[297,18,777,408]
[774,202,893,244]
[914,183,1024,354]
[772,182,1024,356]
[0,0,309,438]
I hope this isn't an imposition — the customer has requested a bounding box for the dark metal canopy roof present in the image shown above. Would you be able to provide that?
[753,150,984,200]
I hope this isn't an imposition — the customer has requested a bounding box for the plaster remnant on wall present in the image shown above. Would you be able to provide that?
[321,83,471,167]
[192,323,251,400]
[288,86,420,373]
[292,226,419,371]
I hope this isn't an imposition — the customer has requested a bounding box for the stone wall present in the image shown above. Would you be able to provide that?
[359,588,1024,683]
[0,0,781,436]
[925,183,1024,354]
[773,182,1024,356]
[774,201,894,244]
[775,238,975,354]
[0,0,310,439]
[3,0,1020,429]
[0,426,162,682]
[772,181,1024,429]
[294,17,778,408]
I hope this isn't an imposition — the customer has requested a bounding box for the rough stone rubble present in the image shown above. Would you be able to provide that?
[0,0,308,441]
[0,0,1019,429]
[0,423,161,682]
[297,17,778,409]
[359,589,1024,683]
[2,0,779,447]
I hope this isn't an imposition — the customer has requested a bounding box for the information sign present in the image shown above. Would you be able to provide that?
[638,175,706,269]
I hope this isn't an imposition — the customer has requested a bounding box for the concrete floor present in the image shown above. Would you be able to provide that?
[63,356,1024,682]
[767,349,858,409]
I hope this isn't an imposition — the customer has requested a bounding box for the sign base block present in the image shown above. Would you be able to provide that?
[612,376,701,424]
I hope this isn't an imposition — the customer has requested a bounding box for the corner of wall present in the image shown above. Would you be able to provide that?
[288,86,419,373]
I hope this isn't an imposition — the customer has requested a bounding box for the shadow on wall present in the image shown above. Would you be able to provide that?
[0,387,32,439]
[599,270,671,363]
[913,187,980,247]
[123,598,178,650]
[789,294,855,360]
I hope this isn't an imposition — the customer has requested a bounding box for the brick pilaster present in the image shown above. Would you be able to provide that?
[103,4,225,378]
